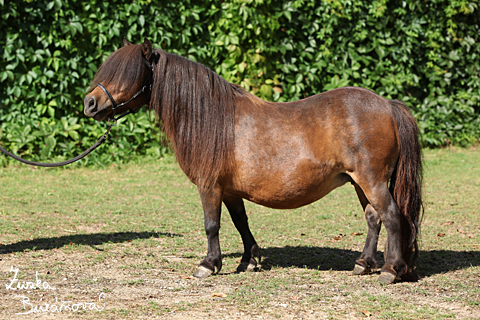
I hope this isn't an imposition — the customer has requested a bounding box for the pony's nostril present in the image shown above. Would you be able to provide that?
[89,98,94,108]
[87,97,97,112]
[84,95,98,117]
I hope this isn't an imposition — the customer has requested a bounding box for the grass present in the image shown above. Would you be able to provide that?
[0,147,479,319]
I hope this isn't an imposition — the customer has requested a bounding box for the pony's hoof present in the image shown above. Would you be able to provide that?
[353,264,370,275]
[378,272,397,284]
[237,261,256,273]
[193,266,213,278]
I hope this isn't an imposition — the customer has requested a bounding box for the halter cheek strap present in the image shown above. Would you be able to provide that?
[97,83,118,109]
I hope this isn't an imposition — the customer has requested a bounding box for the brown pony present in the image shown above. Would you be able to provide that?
[84,38,423,283]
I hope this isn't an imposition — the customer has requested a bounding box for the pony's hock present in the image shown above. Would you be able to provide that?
[85,38,423,284]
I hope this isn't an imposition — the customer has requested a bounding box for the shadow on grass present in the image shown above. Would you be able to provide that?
[3,236,478,278]
[225,246,480,277]
[259,246,361,271]
[0,231,182,254]
[418,250,480,277]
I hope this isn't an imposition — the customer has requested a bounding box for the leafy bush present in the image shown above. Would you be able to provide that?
[0,0,479,166]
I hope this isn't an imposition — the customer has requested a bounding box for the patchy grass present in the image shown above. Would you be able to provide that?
[0,148,479,319]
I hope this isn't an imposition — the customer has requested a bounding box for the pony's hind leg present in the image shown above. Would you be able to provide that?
[355,181,408,283]
[193,185,224,278]
[353,183,381,275]
[223,193,260,272]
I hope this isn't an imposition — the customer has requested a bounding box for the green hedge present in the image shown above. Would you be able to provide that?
[0,0,479,165]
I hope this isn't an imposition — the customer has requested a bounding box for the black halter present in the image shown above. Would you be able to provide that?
[97,55,153,120]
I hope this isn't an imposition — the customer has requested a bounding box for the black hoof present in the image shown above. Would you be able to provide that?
[237,258,257,273]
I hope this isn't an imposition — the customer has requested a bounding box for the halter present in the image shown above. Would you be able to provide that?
[97,55,153,121]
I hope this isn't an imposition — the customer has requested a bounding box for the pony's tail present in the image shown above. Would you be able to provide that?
[389,100,423,276]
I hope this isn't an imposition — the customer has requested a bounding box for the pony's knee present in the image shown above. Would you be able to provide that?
[365,204,381,226]
[204,220,220,236]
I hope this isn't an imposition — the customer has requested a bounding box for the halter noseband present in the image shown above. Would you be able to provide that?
[97,55,153,120]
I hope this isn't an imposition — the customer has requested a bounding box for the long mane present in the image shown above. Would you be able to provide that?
[150,49,241,190]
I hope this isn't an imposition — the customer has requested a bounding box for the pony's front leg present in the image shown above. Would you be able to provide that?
[193,185,223,278]
[223,193,261,272]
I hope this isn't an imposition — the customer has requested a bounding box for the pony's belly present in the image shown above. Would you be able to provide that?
[242,189,331,209]
[227,172,350,209]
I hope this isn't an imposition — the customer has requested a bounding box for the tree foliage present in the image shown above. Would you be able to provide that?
[0,0,479,165]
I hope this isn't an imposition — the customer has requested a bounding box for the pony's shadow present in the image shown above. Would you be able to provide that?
[225,245,480,277]
[0,231,182,254]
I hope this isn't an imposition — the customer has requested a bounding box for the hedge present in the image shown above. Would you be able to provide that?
[0,0,479,165]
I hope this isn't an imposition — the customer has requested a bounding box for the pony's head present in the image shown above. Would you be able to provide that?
[84,38,153,121]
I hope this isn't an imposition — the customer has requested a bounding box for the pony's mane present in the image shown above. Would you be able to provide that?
[88,45,146,93]
[150,49,243,190]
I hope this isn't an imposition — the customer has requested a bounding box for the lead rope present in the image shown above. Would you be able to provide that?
[0,121,116,167]
[0,99,150,168]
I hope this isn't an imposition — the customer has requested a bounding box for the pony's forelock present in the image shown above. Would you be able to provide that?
[88,45,145,93]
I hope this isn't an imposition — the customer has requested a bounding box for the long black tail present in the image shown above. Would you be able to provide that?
[389,100,423,273]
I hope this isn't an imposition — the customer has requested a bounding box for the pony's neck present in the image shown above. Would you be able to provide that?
[150,50,237,190]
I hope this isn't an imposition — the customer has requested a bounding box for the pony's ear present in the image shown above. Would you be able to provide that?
[141,38,152,61]
[123,37,133,46]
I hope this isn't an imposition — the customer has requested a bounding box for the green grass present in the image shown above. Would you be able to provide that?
[0,148,479,319]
